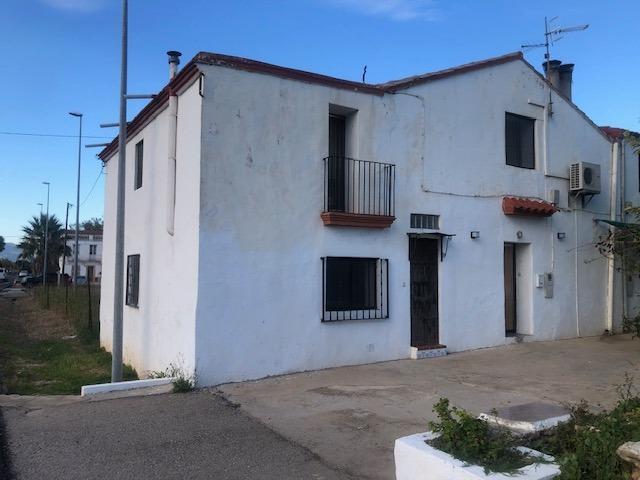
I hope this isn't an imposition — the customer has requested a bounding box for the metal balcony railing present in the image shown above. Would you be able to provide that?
[323,156,395,217]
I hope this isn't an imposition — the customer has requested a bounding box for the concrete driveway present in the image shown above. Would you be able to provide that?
[219,335,640,480]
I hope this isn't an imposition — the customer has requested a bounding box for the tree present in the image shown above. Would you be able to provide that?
[0,235,4,253]
[18,215,69,275]
[80,218,103,231]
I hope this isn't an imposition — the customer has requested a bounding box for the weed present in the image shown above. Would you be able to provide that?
[149,362,197,393]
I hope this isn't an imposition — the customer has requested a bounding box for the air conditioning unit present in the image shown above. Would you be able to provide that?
[569,162,601,194]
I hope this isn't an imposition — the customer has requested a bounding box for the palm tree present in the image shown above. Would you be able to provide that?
[18,215,69,275]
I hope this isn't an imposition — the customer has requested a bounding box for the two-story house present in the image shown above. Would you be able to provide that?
[99,50,632,386]
[60,229,103,283]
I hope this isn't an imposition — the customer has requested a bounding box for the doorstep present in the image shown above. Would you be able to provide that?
[410,344,447,360]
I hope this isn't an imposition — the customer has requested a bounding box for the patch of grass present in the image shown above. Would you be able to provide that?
[0,289,137,395]
[428,398,536,474]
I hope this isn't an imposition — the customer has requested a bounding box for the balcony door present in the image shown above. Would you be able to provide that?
[328,114,346,212]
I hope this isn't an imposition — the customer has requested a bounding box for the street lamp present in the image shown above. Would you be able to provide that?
[42,182,50,306]
[69,112,83,287]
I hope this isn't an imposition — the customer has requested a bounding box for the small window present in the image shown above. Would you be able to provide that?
[134,140,144,190]
[505,113,535,169]
[89,244,97,255]
[410,214,439,230]
[126,254,140,307]
[322,257,388,321]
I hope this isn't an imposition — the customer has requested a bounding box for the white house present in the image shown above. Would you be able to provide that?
[60,230,103,283]
[99,50,637,386]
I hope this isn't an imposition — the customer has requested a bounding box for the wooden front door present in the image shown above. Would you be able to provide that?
[504,243,517,335]
[410,238,439,346]
[87,265,95,283]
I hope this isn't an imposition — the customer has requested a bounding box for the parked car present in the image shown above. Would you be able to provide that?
[74,276,87,286]
[21,273,58,287]
[18,270,29,278]
[0,268,5,280]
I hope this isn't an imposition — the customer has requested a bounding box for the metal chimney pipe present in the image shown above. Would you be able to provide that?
[167,51,182,80]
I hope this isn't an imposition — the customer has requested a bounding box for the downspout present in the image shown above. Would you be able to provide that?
[606,140,620,333]
[621,140,628,320]
[166,51,181,235]
[574,208,580,336]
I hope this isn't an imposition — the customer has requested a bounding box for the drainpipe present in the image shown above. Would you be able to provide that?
[606,141,620,333]
[166,51,181,235]
[621,140,628,320]
[574,208,580,336]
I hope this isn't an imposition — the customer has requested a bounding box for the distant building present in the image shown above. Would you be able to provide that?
[59,230,102,283]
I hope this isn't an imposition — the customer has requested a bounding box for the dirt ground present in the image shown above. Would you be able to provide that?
[219,334,640,480]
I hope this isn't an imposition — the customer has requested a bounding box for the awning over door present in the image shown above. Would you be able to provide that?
[502,196,557,217]
[596,219,640,230]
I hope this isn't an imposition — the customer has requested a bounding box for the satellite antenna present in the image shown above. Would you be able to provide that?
[522,16,589,80]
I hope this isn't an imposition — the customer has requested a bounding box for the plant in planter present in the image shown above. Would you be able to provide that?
[394,398,559,480]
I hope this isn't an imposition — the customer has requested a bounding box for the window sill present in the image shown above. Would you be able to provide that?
[321,212,395,228]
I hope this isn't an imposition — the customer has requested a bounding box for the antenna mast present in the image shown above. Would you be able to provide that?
[522,16,589,80]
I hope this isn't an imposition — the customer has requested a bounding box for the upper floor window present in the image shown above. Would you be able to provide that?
[126,254,140,308]
[505,113,535,169]
[134,140,144,190]
[89,244,97,255]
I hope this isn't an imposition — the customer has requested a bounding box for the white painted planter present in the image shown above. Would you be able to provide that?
[394,432,560,480]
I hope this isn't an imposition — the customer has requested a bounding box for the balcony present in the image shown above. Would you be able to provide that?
[322,156,396,228]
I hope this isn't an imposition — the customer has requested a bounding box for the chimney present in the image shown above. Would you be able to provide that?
[542,60,575,102]
[167,51,182,80]
[557,63,574,101]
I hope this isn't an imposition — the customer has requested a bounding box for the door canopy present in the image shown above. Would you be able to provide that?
[502,196,557,217]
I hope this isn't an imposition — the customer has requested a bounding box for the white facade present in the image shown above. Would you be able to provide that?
[59,231,103,282]
[99,51,634,386]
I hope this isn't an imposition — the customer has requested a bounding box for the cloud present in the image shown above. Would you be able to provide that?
[325,0,441,21]
[40,0,108,13]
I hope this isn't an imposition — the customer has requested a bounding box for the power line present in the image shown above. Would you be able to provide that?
[80,168,105,207]
[0,131,112,139]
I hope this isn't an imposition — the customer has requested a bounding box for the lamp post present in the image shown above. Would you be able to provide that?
[42,182,50,307]
[69,112,83,288]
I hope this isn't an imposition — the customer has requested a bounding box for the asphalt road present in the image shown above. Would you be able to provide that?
[2,391,353,480]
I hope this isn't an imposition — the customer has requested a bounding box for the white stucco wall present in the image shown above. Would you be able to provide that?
[193,59,614,386]
[99,79,202,376]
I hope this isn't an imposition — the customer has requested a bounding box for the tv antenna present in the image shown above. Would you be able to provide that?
[522,16,588,79]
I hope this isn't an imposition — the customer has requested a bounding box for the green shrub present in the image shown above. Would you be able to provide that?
[528,376,640,479]
[428,398,535,474]
[149,362,197,393]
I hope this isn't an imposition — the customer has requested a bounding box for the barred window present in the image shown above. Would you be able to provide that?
[126,254,140,308]
[322,257,388,322]
[505,112,535,169]
[410,214,439,230]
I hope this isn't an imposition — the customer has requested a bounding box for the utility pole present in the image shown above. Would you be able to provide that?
[42,182,50,308]
[112,0,128,382]
[69,112,83,287]
[62,202,72,310]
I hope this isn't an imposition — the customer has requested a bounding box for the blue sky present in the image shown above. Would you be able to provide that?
[1,0,638,244]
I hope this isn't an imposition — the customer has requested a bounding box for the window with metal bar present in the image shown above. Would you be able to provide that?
[505,112,535,169]
[134,140,144,190]
[410,214,439,229]
[322,257,389,321]
[126,254,140,308]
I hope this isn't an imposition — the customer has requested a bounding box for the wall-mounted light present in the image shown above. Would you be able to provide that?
[470,231,480,239]
[557,232,566,240]
[516,231,523,239]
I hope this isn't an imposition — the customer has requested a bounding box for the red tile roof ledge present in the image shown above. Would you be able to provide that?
[502,196,557,217]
